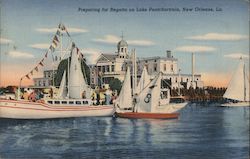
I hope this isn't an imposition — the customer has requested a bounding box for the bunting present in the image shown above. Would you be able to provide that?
[22,23,76,80]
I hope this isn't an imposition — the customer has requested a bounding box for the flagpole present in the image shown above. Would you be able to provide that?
[17,78,22,100]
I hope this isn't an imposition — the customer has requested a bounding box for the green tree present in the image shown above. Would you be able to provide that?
[54,58,90,86]
[107,78,122,94]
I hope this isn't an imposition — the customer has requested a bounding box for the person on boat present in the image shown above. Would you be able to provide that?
[96,90,100,105]
[105,88,112,105]
[28,91,36,102]
[82,90,86,99]
[49,88,53,98]
[22,90,29,100]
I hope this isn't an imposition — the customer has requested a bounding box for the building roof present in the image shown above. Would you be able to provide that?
[97,53,118,62]
[138,56,177,61]
[117,39,128,48]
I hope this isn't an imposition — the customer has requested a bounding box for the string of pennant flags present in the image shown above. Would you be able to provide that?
[21,23,85,81]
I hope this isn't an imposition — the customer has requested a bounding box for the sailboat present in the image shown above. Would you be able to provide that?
[221,58,250,107]
[115,51,188,119]
[0,25,114,119]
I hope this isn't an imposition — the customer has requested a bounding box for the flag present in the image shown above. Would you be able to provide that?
[26,74,30,79]
[39,61,44,66]
[35,67,38,72]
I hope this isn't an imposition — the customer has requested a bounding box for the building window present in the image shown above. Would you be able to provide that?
[197,78,199,81]
[69,101,74,104]
[102,66,105,72]
[164,64,166,71]
[181,77,183,82]
[124,48,127,53]
[91,78,94,84]
[145,60,148,63]
[98,66,101,72]
[121,48,123,52]
[107,65,110,72]
[76,101,81,105]
[154,64,157,72]
[176,77,178,83]
[171,64,174,71]
[111,65,115,72]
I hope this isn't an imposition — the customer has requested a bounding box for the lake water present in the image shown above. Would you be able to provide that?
[0,104,249,159]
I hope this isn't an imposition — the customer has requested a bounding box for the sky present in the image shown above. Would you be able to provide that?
[0,0,249,87]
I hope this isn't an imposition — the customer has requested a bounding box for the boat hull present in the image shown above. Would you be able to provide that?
[221,102,250,107]
[0,99,114,119]
[115,112,179,119]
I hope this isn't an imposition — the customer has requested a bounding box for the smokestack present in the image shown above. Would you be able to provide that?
[191,53,195,88]
[166,50,172,58]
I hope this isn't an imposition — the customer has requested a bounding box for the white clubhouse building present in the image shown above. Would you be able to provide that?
[89,38,204,89]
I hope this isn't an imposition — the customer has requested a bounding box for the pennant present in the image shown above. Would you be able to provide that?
[39,61,44,66]
[35,66,39,72]
[49,45,55,52]
[52,40,58,48]
[56,29,62,36]
[53,35,59,43]
[45,52,48,58]
[66,29,70,37]
[26,74,30,79]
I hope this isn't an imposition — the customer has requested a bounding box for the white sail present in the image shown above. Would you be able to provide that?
[136,73,161,113]
[223,60,249,102]
[57,70,67,98]
[68,47,89,99]
[136,66,150,94]
[115,67,133,109]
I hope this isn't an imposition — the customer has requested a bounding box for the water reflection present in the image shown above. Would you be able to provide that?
[0,105,249,159]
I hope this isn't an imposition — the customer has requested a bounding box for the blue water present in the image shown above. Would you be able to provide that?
[0,104,249,159]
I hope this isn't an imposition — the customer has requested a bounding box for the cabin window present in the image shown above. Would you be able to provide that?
[62,101,67,104]
[48,101,53,104]
[76,101,81,105]
[54,101,60,104]
[69,101,74,104]
[82,101,88,105]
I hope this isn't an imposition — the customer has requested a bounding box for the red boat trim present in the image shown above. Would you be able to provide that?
[116,112,179,119]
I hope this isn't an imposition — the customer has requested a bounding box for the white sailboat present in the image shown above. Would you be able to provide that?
[115,51,188,119]
[0,28,114,119]
[221,58,250,107]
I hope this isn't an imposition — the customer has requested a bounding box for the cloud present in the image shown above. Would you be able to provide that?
[93,35,155,46]
[186,33,248,41]
[29,43,50,50]
[174,45,216,52]
[36,27,88,34]
[0,37,13,45]
[8,51,34,59]
[93,35,120,44]
[224,53,249,59]
[81,48,101,64]
[127,40,155,46]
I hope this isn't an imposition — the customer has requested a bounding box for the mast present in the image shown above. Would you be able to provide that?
[243,60,246,101]
[178,69,181,96]
[132,49,137,96]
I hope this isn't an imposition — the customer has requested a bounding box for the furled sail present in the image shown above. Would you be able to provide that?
[57,70,67,98]
[136,66,150,94]
[223,60,250,102]
[115,67,133,109]
[135,73,161,113]
[68,45,89,99]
